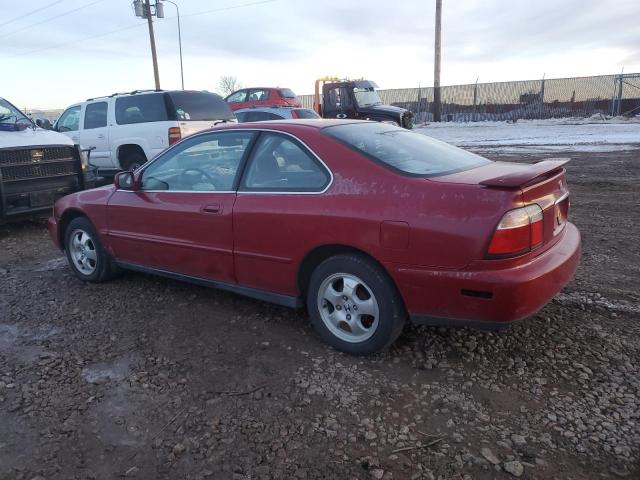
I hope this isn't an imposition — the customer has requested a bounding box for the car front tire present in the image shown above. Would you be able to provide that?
[307,254,406,355]
[64,217,117,283]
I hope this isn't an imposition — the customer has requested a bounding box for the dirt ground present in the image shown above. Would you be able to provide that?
[0,148,638,480]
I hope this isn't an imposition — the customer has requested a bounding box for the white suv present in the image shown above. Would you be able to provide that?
[54,90,235,173]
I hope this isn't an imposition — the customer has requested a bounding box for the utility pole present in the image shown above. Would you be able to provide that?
[145,0,161,90]
[134,0,161,89]
[433,0,442,122]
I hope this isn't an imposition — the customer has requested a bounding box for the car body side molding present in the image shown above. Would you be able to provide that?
[116,261,304,308]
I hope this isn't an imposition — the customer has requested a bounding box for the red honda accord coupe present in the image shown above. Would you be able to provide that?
[48,120,580,354]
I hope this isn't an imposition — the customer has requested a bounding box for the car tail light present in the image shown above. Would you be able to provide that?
[168,127,181,145]
[487,204,543,257]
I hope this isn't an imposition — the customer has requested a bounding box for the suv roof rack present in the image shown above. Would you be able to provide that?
[86,89,164,101]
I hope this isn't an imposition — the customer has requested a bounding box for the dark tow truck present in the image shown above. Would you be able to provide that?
[313,77,413,129]
[0,97,93,223]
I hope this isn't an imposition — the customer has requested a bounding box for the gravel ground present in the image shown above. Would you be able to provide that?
[0,149,638,480]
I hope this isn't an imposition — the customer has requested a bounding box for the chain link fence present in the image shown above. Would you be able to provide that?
[300,73,640,122]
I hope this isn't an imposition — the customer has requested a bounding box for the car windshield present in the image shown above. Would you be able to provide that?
[323,122,491,176]
[0,98,31,125]
[167,91,235,121]
[353,88,382,107]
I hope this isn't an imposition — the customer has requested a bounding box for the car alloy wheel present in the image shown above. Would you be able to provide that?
[68,228,98,275]
[317,273,380,343]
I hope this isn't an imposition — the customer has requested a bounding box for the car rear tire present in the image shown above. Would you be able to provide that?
[307,254,406,355]
[64,217,118,283]
[121,152,146,171]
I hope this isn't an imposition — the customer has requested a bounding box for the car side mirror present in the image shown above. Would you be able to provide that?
[114,171,137,190]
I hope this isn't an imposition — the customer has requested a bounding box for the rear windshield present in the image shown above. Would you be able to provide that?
[278,88,297,99]
[293,109,320,119]
[167,91,234,121]
[323,122,490,176]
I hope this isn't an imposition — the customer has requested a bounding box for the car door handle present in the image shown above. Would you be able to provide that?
[97,134,105,139]
[202,204,222,214]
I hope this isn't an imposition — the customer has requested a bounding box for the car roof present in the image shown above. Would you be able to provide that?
[234,106,310,113]
[212,119,371,131]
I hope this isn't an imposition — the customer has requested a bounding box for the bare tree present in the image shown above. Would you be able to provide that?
[218,76,242,96]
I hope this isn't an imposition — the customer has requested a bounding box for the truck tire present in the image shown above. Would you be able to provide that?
[121,152,146,171]
[307,253,406,355]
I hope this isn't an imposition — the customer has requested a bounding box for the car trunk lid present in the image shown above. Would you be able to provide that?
[431,158,571,253]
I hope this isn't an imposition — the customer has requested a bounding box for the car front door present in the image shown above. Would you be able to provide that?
[106,130,257,283]
[232,131,332,296]
[79,101,111,168]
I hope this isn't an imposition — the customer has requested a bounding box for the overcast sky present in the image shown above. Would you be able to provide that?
[2,0,639,110]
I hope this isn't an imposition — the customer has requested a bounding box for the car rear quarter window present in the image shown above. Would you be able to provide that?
[278,88,297,99]
[323,122,491,176]
[168,91,234,121]
[241,133,330,192]
[115,94,169,125]
[84,102,108,129]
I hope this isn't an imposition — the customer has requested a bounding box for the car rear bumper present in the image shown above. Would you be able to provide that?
[48,216,61,250]
[392,222,581,328]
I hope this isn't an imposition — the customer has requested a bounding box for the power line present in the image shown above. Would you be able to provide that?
[179,0,277,19]
[5,0,278,59]
[0,0,66,28]
[0,0,102,39]
[6,22,143,58]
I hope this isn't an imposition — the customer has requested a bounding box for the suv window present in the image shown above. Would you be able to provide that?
[84,102,108,129]
[141,131,255,192]
[56,105,81,132]
[324,122,490,177]
[226,91,247,103]
[115,94,168,125]
[247,89,270,102]
[241,133,329,192]
[167,91,234,121]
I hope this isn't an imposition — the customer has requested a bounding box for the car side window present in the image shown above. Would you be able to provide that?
[141,131,255,192]
[56,106,81,132]
[84,102,108,129]
[248,89,270,101]
[246,111,283,122]
[226,91,247,103]
[240,133,330,192]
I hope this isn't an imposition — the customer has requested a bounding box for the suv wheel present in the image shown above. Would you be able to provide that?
[121,152,146,171]
[65,217,118,283]
[307,254,405,355]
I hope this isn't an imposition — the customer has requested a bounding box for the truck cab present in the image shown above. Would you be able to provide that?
[0,97,91,223]
[314,78,413,129]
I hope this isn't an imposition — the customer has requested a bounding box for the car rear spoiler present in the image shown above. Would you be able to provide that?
[480,158,570,189]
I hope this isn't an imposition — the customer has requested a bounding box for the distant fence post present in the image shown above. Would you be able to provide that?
[615,75,624,116]
[472,77,478,122]
[539,77,546,118]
